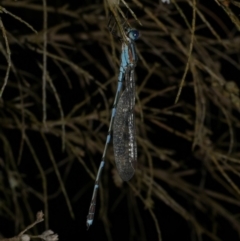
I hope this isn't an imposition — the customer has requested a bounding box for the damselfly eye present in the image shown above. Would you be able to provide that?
[128,29,140,41]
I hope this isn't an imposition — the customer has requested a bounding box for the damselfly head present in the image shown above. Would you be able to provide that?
[127,29,140,41]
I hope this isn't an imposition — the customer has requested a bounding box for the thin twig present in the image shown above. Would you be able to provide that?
[0,17,11,98]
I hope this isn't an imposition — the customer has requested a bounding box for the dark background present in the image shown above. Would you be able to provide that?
[0,0,240,241]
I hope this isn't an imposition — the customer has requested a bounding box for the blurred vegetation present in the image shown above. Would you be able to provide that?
[0,0,240,241]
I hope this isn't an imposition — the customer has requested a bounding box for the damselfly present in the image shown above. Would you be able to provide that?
[86,18,139,229]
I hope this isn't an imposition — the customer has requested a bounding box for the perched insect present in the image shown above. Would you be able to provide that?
[86,16,139,229]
